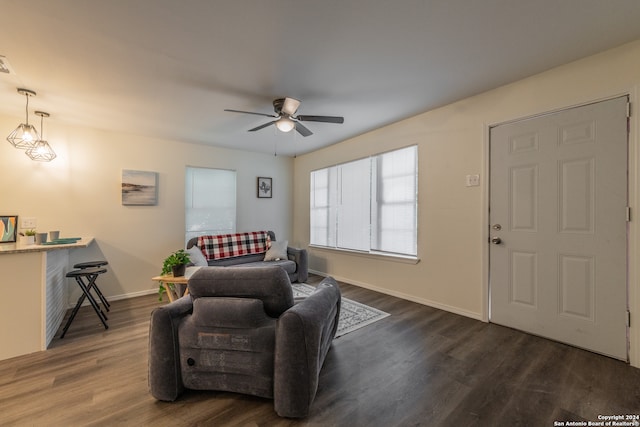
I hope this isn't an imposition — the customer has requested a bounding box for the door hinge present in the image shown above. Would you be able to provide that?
[627,206,632,222]
[627,102,632,118]
[627,310,631,328]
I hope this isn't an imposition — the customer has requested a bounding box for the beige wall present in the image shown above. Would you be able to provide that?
[3,40,638,366]
[293,40,640,367]
[0,119,294,301]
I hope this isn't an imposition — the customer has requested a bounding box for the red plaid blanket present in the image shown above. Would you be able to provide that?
[197,231,270,261]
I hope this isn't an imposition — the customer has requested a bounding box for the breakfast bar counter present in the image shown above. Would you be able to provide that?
[0,237,94,361]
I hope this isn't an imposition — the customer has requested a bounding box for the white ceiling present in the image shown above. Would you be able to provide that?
[2,0,640,157]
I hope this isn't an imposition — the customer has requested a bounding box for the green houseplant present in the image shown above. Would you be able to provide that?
[158,249,192,301]
[161,249,191,277]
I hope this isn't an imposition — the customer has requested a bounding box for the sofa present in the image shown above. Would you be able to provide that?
[148,266,341,418]
[186,230,307,283]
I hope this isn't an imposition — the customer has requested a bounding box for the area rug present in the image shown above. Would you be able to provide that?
[292,283,390,338]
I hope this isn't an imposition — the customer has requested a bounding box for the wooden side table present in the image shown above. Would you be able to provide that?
[151,275,189,302]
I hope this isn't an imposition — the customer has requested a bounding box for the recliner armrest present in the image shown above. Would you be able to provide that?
[274,277,341,417]
[148,296,193,401]
[286,247,308,283]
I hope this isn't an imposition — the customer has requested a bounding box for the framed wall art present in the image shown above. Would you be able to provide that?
[257,177,272,198]
[1,215,18,243]
[122,169,158,205]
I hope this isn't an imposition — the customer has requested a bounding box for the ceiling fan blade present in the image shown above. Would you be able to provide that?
[295,115,344,124]
[295,122,313,137]
[224,109,277,118]
[282,97,301,116]
[248,121,277,132]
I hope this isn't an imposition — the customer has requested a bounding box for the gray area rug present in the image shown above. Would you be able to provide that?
[292,283,390,338]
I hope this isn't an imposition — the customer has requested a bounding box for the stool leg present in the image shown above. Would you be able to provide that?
[86,273,111,311]
[60,291,88,338]
[75,276,109,328]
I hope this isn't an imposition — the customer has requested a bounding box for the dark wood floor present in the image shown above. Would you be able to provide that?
[1,274,638,426]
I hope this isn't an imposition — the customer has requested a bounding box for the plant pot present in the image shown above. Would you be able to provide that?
[35,233,47,245]
[21,235,35,245]
[171,264,186,277]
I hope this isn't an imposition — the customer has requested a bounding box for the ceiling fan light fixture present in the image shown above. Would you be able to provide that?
[275,116,295,133]
[225,97,343,137]
[7,88,40,149]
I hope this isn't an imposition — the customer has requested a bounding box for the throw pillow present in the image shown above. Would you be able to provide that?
[187,246,208,266]
[264,240,288,261]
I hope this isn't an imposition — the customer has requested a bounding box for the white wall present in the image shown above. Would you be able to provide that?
[293,40,640,367]
[0,119,293,301]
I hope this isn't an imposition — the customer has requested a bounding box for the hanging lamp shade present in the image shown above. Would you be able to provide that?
[25,111,56,162]
[26,140,57,162]
[7,88,40,149]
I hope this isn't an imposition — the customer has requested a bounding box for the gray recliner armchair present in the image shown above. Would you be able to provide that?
[148,266,341,418]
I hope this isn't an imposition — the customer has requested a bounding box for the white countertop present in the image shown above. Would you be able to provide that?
[0,237,94,254]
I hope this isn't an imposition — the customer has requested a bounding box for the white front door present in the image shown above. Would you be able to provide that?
[489,96,629,360]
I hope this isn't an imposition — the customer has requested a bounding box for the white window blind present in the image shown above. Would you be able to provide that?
[185,167,236,243]
[310,167,336,247]
[337,158,371,251]
[371,146,418,255]
[310,145,417,257]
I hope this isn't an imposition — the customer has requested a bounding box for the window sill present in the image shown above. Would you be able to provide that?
[309,245,420,265]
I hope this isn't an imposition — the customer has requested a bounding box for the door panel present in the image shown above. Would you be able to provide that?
[559,254,594,320]
[490,96,628,360]
[559,158,594,233]
[510,250,537,307]
[510,165,538,231]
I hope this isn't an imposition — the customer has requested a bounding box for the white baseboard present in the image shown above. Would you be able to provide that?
[309,269,484,322]
[109,288,159,301]
[68,288,158,309]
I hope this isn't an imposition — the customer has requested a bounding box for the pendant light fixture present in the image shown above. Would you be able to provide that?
[25,111,56,162]
[7,88,40,149]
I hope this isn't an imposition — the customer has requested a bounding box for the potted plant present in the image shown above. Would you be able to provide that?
[158,249,191,301]
[161,249,191,277]
[22,229,36,245]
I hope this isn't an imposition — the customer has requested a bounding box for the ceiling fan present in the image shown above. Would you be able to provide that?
[224,97,344,137]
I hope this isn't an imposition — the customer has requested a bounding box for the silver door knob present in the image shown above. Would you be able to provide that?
[491,237,502,245]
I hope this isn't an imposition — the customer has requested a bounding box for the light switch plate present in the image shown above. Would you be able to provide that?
[465,174,480,187]
[22,217,37,228]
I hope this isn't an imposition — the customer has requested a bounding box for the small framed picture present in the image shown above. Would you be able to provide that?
[122,169,158,206]
[1,215,19,243]
[257,177,272,198]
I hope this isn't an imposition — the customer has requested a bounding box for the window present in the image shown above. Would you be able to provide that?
[185,167,236,243]
[310,145,417,257]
